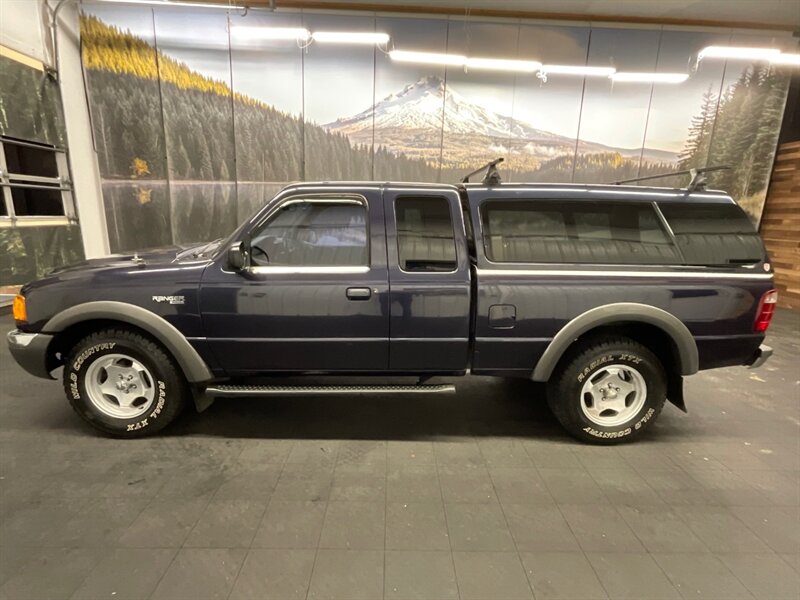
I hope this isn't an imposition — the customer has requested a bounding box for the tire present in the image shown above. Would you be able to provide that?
[63,328,188,437]
[546,336,666,444]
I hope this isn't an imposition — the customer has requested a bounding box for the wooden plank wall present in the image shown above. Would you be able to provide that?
[760,141,800,310]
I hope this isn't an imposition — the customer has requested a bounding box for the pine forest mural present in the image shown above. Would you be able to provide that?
[79,6,795,253]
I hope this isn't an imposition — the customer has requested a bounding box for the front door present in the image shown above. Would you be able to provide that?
[200,190,389,375]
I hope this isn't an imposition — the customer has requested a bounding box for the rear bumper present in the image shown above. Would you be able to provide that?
[746,344,773,369]
[6,330,55,379]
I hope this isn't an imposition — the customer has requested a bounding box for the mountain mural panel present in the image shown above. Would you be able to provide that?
[325,75,678,175]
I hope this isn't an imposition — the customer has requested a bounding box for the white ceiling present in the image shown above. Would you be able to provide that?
[293,0,800,29]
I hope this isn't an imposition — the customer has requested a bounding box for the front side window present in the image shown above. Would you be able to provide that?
[250,198,368,267]
[481,200,679,264]
[658,203,765,266]
[395,196,457,272]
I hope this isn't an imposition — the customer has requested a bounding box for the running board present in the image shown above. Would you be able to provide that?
[206,384,456,397]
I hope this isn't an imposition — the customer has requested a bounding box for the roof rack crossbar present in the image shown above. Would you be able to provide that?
[461,157,504,185]
[612,165,729,192]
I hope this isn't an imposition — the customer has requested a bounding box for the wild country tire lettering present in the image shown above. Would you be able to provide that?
[72,342,116,371]
[70,342,117,400]
[583,407,656,439]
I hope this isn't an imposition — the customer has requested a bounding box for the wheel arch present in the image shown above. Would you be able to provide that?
[44,301,214,383]
[531,303,698,383]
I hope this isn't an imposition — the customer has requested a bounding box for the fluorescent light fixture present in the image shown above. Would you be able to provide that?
[465,57,542,72]
[541,64,616,76]
[311,31,390,44]
[230,26,310,41]
[97,0,244,8]
[769,53,800,66]
[389,50,466,66]
[698,46,781,61]
[611,72,689,83]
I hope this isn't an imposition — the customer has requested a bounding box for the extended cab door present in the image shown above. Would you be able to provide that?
[384,188,471,372]
[200,188,389,375]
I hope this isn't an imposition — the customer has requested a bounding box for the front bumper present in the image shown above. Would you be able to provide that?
[746,344,773,369]
[6,330,55,379]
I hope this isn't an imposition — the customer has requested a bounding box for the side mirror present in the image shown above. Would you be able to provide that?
[227,242,247,270]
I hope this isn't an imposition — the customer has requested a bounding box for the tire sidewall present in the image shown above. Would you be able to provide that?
[559,346,665,443]
[65,337,171,435]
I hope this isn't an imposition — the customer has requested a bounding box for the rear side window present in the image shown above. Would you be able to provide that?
[396,196,458,272]
[480,200,679,264]
[658,203,765,265]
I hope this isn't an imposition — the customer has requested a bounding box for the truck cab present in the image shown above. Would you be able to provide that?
[199,183,472,376]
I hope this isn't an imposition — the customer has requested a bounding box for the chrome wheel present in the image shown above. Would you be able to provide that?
[580,364,647,427]
[84,353,156,419]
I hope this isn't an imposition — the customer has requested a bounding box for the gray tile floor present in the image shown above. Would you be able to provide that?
[0,310,798,599]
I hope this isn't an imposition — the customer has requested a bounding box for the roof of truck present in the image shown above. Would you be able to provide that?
[284,181,735,203]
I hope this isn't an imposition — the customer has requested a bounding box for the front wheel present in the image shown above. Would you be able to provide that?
[63,329,188,437]
[546,336,667,444]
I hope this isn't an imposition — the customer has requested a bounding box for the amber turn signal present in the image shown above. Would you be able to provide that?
[12,294,27,323]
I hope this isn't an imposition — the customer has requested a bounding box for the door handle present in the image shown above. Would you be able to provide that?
[346,287,372,300]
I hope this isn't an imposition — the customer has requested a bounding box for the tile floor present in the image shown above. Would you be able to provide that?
[0,310,798,599]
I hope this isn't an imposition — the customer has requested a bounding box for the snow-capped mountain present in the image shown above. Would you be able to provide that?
[324,75,676,171]
[329,75,563,141]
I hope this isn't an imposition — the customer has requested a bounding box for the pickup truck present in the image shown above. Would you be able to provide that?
[7,174,775,443]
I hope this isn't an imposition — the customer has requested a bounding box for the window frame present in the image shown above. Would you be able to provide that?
[0,136,75,227]
[247,192,371,273]
[478,198,681,267]
[394,194,459,275]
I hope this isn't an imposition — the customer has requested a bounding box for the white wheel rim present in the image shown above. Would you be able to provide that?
[84,353,156,419]
[579,364,647,427]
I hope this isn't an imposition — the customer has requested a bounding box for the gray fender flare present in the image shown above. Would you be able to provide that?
[44,301,214,383]
[531,302,699,382]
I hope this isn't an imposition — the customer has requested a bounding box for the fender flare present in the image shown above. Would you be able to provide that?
[531,302,699,382]
[43,301,214,383]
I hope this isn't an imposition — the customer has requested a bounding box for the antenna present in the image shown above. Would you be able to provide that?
[461,157,504,185]
[612,165,730,192]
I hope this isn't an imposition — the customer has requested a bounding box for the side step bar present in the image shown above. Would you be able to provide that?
[206,384,456,397]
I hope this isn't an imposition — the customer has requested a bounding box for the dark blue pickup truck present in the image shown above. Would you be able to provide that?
[7,176,776,443]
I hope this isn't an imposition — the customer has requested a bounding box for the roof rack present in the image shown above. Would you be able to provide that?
[612,165,730,192]
[461,157,504,185]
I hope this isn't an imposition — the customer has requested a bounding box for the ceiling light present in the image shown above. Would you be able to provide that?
[97,0,244,8]
[540,64,616,76]
[465,57,542,72]
[389,50,466,66]
[230,26,310,41]
[698,46,781,61]
[611,72,689,83]
[311,32,390,45]
[769,53,800,66]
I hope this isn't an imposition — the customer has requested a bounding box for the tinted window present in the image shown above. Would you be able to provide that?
[396,196,457,272]
[11,187,64,216]
[659,203,764,265]
[250,199,368,267]
[481,200,678,264]
[4,141,59,178]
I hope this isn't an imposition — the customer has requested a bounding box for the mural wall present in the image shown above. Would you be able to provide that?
[79,4,797,253]
[0,56,85,285]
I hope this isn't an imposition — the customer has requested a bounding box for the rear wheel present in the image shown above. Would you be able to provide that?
[546,336,666,444]
[63,329,188,437]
